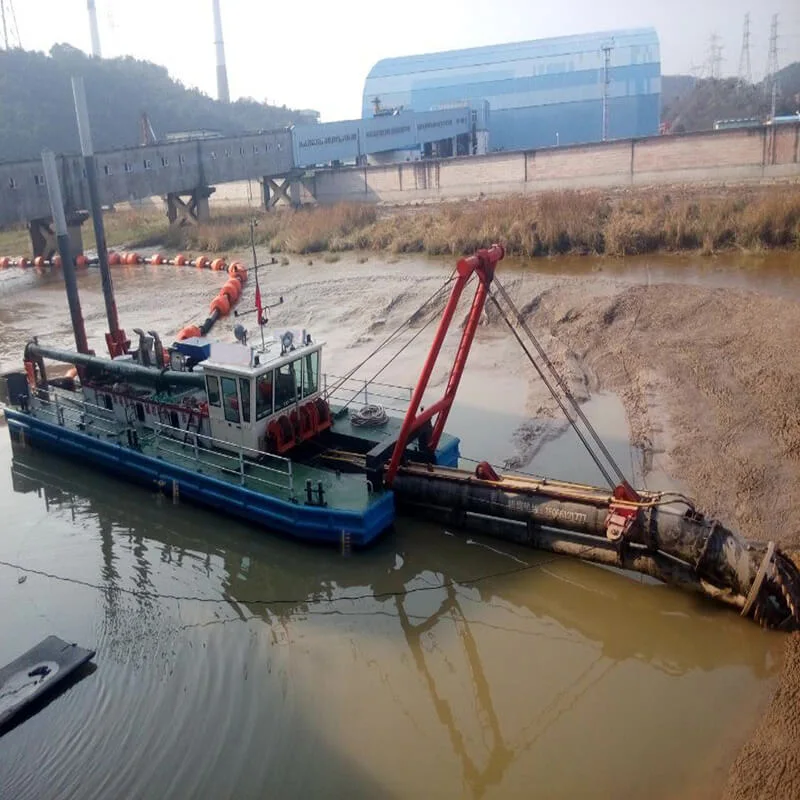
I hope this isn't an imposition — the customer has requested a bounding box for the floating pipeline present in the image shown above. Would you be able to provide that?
[0,252,238,271]
[176,260,248,341]
[1,250,249,336]
[392,464,800,630]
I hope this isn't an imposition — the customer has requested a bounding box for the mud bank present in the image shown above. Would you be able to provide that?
[486,272,800,799]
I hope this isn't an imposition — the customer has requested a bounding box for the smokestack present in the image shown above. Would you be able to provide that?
[87,0,101,58]
[212,0,230,103]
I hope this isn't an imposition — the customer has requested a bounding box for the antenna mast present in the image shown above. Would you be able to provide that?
[707,33,723,80]
[738,13,752,85]
[766,14,779,121]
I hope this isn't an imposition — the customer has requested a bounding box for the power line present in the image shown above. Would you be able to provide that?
[738,13,752,85]
[0,549,590,607]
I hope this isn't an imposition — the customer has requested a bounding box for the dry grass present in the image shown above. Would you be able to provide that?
[1,186,798,259]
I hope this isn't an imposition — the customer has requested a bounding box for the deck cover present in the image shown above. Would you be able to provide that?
[0,636,95,729]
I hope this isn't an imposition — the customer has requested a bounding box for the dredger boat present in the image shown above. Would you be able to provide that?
[2,244,799,631]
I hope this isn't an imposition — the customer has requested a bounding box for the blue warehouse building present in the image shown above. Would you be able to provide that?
[362,28,661,152]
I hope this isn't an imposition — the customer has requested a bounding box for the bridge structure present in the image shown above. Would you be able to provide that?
[0,107,475,257]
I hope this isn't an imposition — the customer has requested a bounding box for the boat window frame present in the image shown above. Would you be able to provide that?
[274,361,298,413]
[255,369,274,420]
[206,375,221,407]
[302,350,319,398]
[239,377,252,424]
[220,375,241,424]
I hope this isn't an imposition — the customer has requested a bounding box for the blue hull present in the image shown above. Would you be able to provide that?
[4,409,396,547]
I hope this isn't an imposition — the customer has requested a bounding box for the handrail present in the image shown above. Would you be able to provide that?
[323,373,413,412]
[324,373,414,394]
[152,421,293,494]
[31,388,294,495]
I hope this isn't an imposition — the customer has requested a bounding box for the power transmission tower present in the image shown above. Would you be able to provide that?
[765,13,779,120]
[601,40,614,141]
[708,33,723,80]
[0,0,21,49]
[738,13,752,85]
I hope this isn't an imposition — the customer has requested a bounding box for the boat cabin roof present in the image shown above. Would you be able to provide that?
[197,333,324,380]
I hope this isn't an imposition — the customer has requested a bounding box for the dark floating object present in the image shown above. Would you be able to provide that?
[0,636,96,731]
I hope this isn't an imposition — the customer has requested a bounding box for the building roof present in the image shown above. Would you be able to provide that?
[365,28,660,81]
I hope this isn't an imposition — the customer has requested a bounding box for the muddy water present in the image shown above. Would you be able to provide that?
[0,251,791,799]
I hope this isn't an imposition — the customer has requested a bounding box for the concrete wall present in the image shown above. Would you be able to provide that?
[305,125,800,205]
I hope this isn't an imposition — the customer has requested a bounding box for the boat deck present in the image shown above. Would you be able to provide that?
[3,383,465,545]
[328,405,461,468]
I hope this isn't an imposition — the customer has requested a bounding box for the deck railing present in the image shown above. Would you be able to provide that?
[151,421,294,495]
[33,389,125,440]
[323,374,413,416]
[31,388,294,496]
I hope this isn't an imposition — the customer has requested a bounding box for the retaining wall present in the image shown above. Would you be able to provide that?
[306,125,800,205]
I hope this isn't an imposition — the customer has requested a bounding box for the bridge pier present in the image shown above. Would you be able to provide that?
[261,172,305,209]
[165,186,215,226]
[29,212,89,259]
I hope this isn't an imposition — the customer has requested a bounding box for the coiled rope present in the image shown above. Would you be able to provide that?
[350,404,389,427]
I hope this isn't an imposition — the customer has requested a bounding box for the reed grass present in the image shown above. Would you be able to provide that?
[1,186,797,259]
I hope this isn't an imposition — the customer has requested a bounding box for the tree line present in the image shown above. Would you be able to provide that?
[0,44,316,162]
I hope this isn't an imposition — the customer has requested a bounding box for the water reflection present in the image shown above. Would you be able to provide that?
[10,444,774,678]
[4,443,779,799]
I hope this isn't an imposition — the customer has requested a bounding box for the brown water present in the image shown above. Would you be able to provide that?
[0,251,792,799]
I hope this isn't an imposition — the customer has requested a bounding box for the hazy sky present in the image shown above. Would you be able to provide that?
[11,0,800,121]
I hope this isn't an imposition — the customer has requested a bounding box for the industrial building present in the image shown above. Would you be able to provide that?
[290,107,480,169]
[362,28,661,152]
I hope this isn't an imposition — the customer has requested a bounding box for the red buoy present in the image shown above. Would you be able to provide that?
[209,294,231,316]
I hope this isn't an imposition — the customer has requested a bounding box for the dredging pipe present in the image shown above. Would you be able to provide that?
[25,341,205,392]
[392,466,800,630]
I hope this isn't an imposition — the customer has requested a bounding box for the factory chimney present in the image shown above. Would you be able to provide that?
[212,0,230,103]
[87,0,101,57]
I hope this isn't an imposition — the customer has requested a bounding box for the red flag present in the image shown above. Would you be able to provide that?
[255,280,263,325]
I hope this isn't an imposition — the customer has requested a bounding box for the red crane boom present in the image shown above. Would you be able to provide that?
[384,244,505,486]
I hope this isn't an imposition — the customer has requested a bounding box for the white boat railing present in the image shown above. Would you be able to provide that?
[32,389,125,440]
[31,388,294,496]
[323,373,413,416]
[151,421,294,495]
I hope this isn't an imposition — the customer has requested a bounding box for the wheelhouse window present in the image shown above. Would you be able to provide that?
[274,362,297,412]
[206,375,221,406]
[239,378,251,423]
[302,351,319,398]
[220,376,240,424]
[256,371,274,419]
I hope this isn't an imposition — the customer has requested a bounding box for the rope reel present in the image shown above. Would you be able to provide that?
[351,404,388,427]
